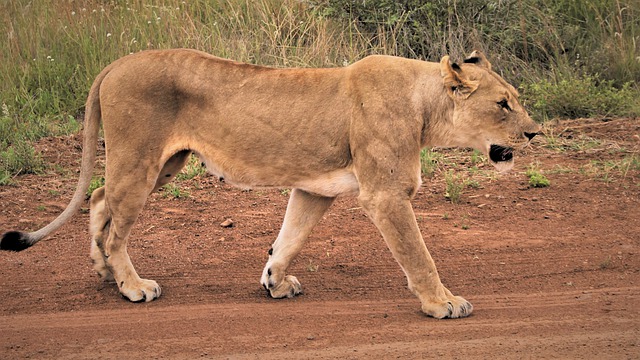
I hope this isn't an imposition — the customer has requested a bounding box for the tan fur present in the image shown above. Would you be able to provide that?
[13,49,541,317]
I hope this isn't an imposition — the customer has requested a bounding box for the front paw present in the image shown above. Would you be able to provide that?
[421,295,473,319]
[119,278,162,303]
[262,272,302,299]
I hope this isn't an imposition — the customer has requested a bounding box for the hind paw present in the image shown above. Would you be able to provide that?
[119,279,162,303]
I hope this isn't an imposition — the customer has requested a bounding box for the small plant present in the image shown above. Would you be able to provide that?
[0,141,46,177]
[621,154,640,178]
[280,188,291,196]
[420,148,443,178]
[176,154,207,181]
[444,170,465,203]
[86,176,105,198]
[599,255,613,270]
[460,215,470,230]
[306,260,319,272]
[162,183,190,199]
[470,150,486,165]
[0,169,11,185]
[464,178,481,189]
[526,163,550,188]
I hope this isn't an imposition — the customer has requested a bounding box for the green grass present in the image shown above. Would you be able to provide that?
[0,140,47,177]
[0,0,379,183]
[444,170,465,203]
[522,74,639,121]
[319,0,640,123]
[86,176,105,198]
[175,154,207,181]
[161,183,190,199]
[580,155,640,182]
[420,148,445,178]
[526,163,551,188]
[621,154,640,178]
[1,0,638,184]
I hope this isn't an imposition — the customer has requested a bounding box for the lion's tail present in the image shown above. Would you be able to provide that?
[0,66,110,251]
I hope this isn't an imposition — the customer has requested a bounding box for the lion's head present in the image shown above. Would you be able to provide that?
[440,51,541,172]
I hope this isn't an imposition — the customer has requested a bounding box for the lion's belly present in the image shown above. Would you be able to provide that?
[197,152,359,197]
[294,168,359,197]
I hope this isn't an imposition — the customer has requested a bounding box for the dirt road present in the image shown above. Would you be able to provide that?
[1,118,639,359]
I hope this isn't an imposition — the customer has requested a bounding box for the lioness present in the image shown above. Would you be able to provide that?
[1,49,539,318]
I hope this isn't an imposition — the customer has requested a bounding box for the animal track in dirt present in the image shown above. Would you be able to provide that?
[1,118,639,359]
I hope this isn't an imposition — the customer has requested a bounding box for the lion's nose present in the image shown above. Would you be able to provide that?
[524,132,538,141]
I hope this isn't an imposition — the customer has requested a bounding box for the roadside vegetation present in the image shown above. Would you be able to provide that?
[1,0,638,187]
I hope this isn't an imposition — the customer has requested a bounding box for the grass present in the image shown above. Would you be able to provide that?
[161,183,190,199]
[280,189,291,196]
[1,0,380,183]
[0,140,47,177]
[310,0,640,116]
[599,255,613,270]
[420,148,445,178]
[541,126,611,154]
[526,163,551,188]
[175,154,207,181]
[1,0,638,184]
[306,260,319,272]
[580,155,640,183]
[86,176,105,198]
[444,170,465,203]
[522,74,639,121]
[622,154,640,179]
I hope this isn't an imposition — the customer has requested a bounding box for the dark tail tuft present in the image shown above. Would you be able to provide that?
[0,231,34,251]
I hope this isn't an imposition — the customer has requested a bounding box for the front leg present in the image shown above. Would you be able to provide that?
[261,188,334,298]
[359,191,473,319]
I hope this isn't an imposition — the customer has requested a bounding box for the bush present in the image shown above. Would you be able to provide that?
[311,0,640,120]
[0,140,46,177]
[311,0,640,83]
[0,0,376,183]
[526,164,551,188]
[1,0,639,183]
[522,73,639,120]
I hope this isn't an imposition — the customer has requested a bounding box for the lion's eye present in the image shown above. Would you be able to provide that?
[497,99,511,111]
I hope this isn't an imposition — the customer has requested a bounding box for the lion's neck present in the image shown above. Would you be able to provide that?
[419,84,456,148]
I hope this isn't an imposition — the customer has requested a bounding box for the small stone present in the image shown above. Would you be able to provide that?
[220,219,234,228]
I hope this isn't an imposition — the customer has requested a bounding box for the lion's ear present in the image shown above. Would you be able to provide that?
[440,56,479,99]
[463,50,492,71]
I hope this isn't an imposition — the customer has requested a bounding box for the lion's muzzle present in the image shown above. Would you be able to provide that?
[489,144,513,163]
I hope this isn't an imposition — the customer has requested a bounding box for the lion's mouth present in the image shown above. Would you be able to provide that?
[489,144,513,163]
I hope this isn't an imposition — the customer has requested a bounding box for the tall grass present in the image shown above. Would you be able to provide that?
[0,0,374,122]
[311,0,639,84]
[0,0,638,182]
[0,0,378,180]
[312,0,640,119]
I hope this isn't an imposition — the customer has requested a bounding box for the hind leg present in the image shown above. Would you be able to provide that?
[90,155,172,302]
[89,151,191,285]
[151,150,191,192]
[103,178,159,302]
[261,189,334,298]
[89,186,113,281]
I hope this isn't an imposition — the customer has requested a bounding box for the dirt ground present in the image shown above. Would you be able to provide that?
[1,118,639,359]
